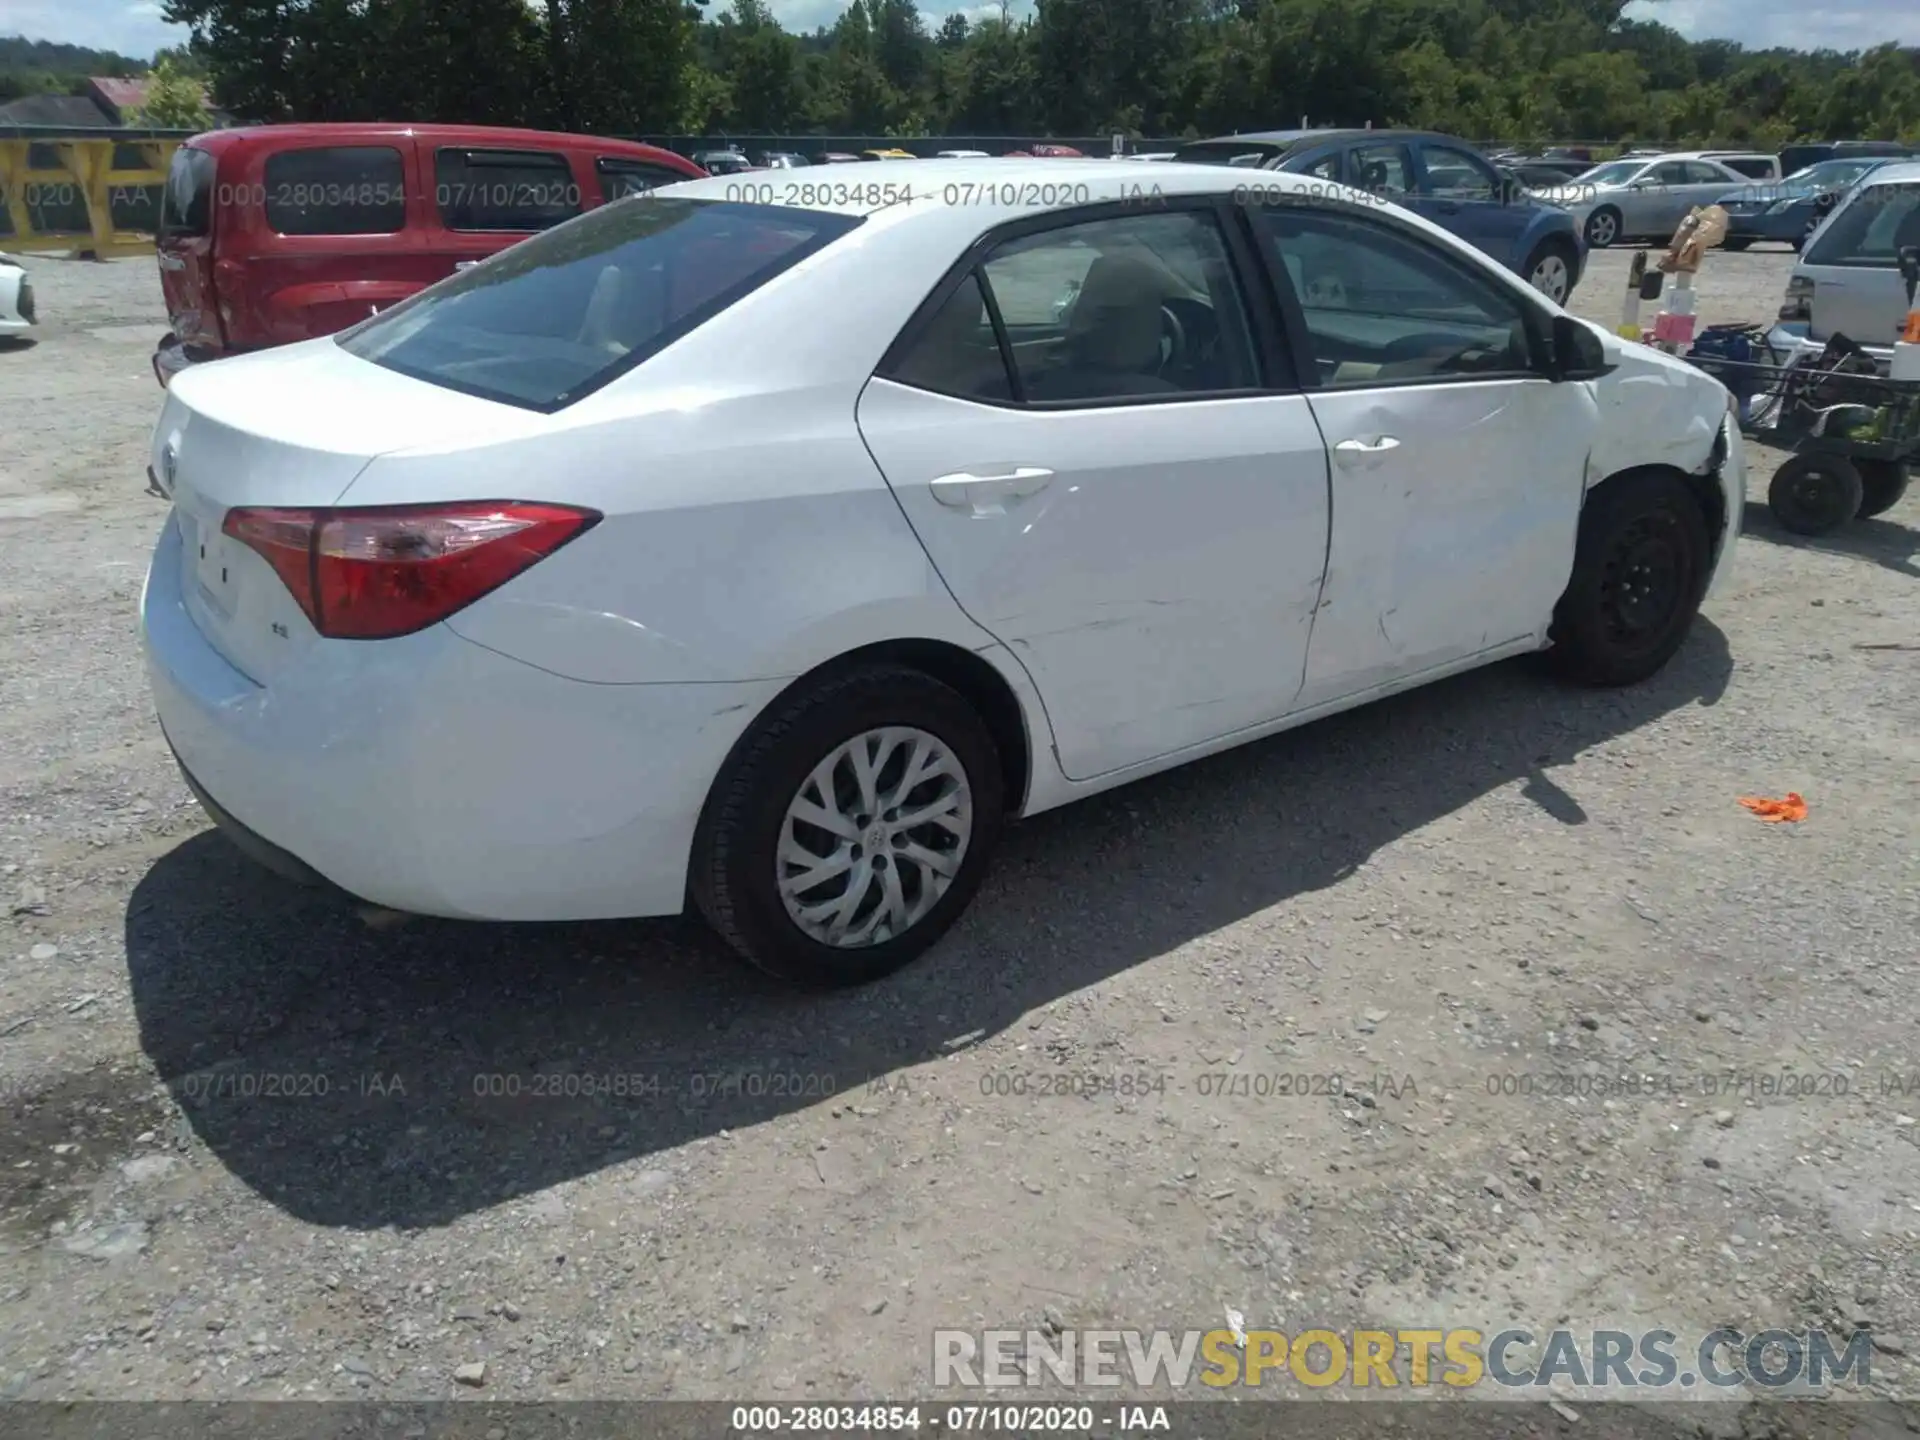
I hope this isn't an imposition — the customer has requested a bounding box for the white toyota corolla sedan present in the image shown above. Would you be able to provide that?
[141,160,1745,986]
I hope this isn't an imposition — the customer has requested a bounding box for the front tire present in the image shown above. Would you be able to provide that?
[1855,459,1909,519]
[1584,207,1621,248]
[690,664,1005,987]
[1548,471,1711,687]
[1769,453,1864,535]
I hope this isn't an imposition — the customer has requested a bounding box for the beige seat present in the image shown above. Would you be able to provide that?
[1035,252,1181,398]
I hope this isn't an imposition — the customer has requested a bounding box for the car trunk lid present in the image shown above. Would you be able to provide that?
[156,339,549,685]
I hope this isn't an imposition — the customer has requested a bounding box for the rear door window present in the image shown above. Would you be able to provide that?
[159,145,216,240]
[263,146,407,235]
[1348,144,1414,198]
[337,198,861,410]
[434,148,583,232]
[1805,181,1920,267]
[596,158,692,202]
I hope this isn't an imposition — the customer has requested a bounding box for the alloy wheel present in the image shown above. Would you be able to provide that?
[775,726,973,948]
[1530,252,1571,303]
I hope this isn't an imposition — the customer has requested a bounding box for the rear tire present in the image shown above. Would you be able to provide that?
[1769,453,1864,535]
[1855,459,1910,519]
[1720,236,1751,252]
[1548,471,1711,687]
[1584,207,1621,248]
[690,664,1005,987]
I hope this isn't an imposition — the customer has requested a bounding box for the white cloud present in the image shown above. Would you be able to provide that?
[3,0,188,57]
[1621,0,1920,49]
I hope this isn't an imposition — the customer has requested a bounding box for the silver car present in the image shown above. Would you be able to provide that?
[1544,154,1753,249]
[1768,161,1920,368]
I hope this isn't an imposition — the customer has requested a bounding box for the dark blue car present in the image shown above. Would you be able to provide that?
[1171,129,1588,303]
[1714,156,1906,251]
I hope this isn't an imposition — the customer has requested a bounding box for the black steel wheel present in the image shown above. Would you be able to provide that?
[1769,453,1864,536]
[1548,470,1711,687]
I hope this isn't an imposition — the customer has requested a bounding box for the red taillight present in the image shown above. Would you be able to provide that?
[222,501,599,640]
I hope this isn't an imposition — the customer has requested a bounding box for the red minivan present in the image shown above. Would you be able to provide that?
[153,123,706,385]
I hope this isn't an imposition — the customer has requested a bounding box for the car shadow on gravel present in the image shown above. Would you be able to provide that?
[123,622,1732,1230]
[1741,499,1920,579]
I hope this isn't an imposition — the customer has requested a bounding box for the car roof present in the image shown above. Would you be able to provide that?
[654,156,1408,221]
[188,122,692,166]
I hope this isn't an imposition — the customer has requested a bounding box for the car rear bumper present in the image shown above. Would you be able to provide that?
[141,512,782,921]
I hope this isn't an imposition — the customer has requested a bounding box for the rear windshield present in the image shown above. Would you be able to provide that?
[337,196,863,410]
[1804,180,1920,268]
[1170,142,1290,168]
[159,145,216,240]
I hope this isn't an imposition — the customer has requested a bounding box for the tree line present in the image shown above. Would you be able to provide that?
[10,0,1920,144]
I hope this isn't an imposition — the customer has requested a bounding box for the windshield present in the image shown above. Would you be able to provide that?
[1803,180,1920,267]
[1171,142,1289,168]
[1578,161,1644,187]
[338,197,862,410]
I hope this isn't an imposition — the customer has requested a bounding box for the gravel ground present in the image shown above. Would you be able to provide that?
[0,245,1916,1426]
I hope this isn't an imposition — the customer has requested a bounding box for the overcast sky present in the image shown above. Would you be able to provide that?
[6,0,1918,67]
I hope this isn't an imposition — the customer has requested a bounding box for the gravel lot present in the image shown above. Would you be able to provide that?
[0,244,1916,1426]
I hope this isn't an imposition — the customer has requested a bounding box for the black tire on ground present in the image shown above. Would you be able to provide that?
[690,664,1005,987]
[1720,236,1752,251]
[1584,206,1621,248]
[1548,470,1712,687]
[1769,453,1865,536]
[1855,459,1910,519]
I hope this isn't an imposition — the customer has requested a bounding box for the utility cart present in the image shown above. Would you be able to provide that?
[1679,244,1920,537]
[1685,334,1918,535]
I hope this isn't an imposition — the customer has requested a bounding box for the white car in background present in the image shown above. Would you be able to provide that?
[1769,160,1920,370]
[141,161,1744,987]
[0,253,35,337]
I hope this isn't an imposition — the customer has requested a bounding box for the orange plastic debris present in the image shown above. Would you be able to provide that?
[1737,793,1807,823]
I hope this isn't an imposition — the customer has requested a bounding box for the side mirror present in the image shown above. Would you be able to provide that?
[1551,313,1617,381]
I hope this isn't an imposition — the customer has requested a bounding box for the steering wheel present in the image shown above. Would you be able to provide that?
[1157,303,1188,374]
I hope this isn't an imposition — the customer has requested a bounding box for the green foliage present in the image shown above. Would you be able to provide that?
[130,54,211,128]
[118,0,1920,145]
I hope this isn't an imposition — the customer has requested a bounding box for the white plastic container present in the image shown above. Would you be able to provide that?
[1893,338,1920,383]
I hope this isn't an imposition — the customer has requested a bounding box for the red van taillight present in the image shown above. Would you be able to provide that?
[223,501,600,640]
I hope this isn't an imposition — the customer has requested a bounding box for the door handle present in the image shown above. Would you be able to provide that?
[930,467,1055,514]
[1334,436,1401,463]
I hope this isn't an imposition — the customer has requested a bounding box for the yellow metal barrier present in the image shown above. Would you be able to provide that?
[0,139,181,257]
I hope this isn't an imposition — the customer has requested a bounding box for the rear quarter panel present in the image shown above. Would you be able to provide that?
[332,210,1013,688]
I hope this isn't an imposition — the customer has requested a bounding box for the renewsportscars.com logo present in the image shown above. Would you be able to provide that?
[931,1326,1875,1392]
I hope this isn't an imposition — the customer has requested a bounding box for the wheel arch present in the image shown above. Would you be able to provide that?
[1583,460,1727,593]
[694,637,1040,852]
